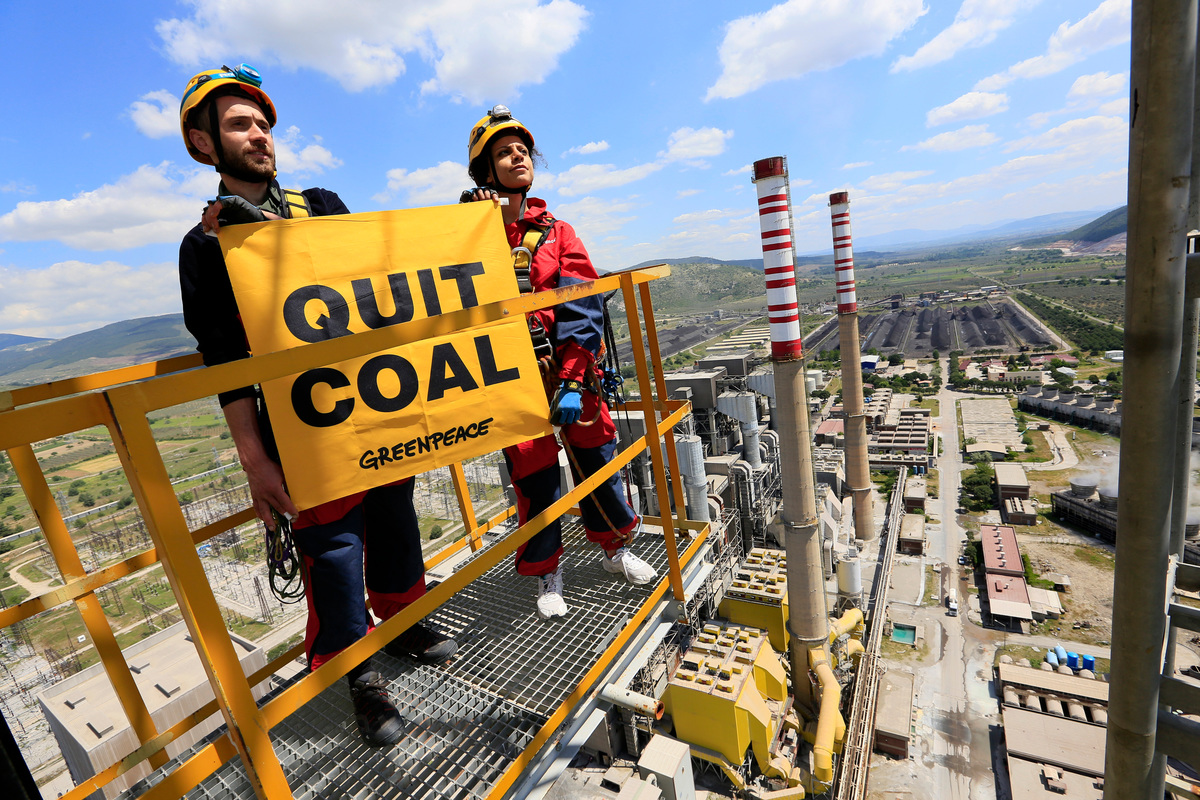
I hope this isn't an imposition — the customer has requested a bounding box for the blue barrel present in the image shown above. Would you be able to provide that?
[1055,645,1068,663]
[1082,654,1096,672]
[1046,651,1059,667]
[1067,652,1080,670]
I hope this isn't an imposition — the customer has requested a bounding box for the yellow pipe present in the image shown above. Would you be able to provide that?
[828,607,864,642]
[846,638,865,666]
[807,645,842,786]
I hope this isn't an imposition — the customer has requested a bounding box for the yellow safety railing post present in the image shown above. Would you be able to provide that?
[8,442,168,769]
[449,462,481,551]
[102,389,293,800]
[620,275,688,602]
[638,282,692,543]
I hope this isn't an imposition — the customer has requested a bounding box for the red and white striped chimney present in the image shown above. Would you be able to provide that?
[829,191,857,314]
[753,157,802,360]
[751,157,829,703]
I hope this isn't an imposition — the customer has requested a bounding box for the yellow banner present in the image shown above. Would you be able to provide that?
[220,203,551,509]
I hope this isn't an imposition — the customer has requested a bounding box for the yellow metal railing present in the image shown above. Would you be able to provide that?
[0,265,704,800]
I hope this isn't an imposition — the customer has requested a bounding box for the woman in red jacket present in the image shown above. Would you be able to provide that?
[463,106,657,619]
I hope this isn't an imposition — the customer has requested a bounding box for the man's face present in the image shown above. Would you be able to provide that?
[214,94,275,182]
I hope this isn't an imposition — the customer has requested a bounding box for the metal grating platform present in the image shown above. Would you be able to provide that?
[117,521,677,800]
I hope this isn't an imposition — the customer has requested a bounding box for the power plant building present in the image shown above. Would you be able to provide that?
[37,622,267,800]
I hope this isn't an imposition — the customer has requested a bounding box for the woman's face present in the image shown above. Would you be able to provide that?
[489,134,533,190]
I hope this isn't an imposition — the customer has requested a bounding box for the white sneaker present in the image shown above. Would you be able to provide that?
[601,548,658,585]
[536,569,568,619]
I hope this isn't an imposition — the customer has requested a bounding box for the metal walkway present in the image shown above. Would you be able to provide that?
[118,522,674,800]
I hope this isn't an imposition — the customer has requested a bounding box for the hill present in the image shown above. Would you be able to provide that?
[1062,206,1127,243]
[0,333,51,351]
[0,314,197,387]
[619,260,771,313]
[1025,206,1127,248]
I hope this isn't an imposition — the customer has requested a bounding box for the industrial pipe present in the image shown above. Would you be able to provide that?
[599,684,665,720]
[1104,1,1197,797]
[806,645,844,787]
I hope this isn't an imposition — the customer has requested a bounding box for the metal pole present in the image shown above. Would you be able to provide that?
[1165,11,1200,684]
[1104,1,1196,797]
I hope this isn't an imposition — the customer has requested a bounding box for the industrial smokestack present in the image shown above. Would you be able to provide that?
[829,192,876,542]
[753,156,829,710]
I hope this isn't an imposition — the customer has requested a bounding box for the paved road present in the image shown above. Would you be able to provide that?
[871,368,1000,799]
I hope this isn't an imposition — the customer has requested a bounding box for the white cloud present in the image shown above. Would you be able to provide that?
[156,0,588,103]
[0,260,182,338]
[1069,70,1126,99]
[927,91,1008,127]
[128,90,180,139]
[705,0,925,100]
[378,160,467,208]
[553,196,637,237]
[274,126,343,178]
[660,127,733,163]
[892,0,1039,73]
[1004,114,1126,154]
[0,181,35,195]
[542,162,664,196]
[1098,97,1128,116]
[722,165,752,176]
[566,141,609,156]
[859,171,935,193]
[0,163,216,251]
[677,189,702,198]
[842,161,874,170]
[902,124,999,152]
[974,0,1131,91]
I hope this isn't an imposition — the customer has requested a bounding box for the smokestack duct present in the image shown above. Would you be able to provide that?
[829,192,876,542]
[753,157,829,711]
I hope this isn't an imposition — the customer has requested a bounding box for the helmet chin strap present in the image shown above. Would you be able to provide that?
[488,153,532,196]
[207,100,271,185]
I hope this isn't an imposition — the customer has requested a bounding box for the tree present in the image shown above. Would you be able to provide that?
[429,525,444,540]
[960,463,996,511]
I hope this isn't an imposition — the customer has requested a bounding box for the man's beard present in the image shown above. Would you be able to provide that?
[220,146,274,183]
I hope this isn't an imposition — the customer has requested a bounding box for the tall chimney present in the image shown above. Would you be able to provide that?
[829,192,875,542]
[753,157,829,709]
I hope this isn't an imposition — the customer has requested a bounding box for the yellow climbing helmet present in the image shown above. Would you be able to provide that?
[179,64,276,165]
[467,105,535,164]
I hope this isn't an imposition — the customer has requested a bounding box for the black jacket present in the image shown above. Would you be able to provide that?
[178,185,349,406]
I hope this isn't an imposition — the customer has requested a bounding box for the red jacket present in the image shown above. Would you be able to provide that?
[505,197,606,383]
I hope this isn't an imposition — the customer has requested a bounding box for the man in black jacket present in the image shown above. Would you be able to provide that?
[177,64,455,748]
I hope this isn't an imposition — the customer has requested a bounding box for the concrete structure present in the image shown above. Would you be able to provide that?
[814,418,844,446]
[965,442,1008,461]
[994,464,1030,503]
[1002,706,1107,799]
[38,622,267,800]
[960,397,1025,449]
[897,513,926,555]
[987,573,1033,629]
[1027,586,1064,620]
[874,669,914,759]
[980,524,1024,577]
[902,476,926,514]
[995,463,1037,524]
[829,190,875,542]
[1018,385,1122,435]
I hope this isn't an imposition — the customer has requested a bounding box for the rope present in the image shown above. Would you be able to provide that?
[265,512,305,604]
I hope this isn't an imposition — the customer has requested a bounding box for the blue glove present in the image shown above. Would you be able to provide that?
[550,380,584,425]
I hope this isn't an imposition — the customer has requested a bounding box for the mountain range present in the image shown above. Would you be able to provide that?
[0,205,1128,390]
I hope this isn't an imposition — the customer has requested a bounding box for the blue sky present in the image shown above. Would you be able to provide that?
[0,0,1130,339]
